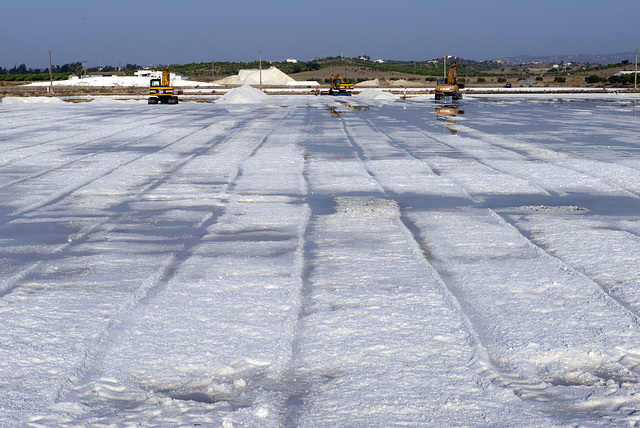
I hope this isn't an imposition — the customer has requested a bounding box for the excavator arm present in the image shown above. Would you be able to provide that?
[447,62,458,85]
[161,66,171,87]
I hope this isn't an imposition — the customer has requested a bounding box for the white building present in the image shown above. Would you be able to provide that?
[134,69,189,81]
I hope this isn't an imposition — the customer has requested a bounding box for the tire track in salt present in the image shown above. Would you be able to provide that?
[1,105,286,304]
[362,108,640,316]
[339,109,640,424]
[336,112,501,377]
[0,105,185,168]
[290,110,549,426]
[53,107,300,420]
[357,108,640,324]
[0,118,225,299]
[0,107,279,417]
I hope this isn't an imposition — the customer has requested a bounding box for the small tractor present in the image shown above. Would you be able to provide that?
[321,74,354,96]
[435,61,462,100]
[148,66,178,104]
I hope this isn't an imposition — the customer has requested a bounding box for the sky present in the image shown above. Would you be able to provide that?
[2,0,639,69]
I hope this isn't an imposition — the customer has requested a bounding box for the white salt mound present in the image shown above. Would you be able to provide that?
[215,85,268,104]
[355,88,397,102]
[1,97,65,105]
[355,78,380,87]
[215,66,294,86]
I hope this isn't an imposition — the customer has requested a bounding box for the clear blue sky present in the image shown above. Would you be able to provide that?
[2,0,638,69]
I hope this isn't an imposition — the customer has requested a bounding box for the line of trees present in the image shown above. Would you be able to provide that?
[586,73,637,85]
[0,62,82,75]
[0,62,142,76]
[0,62,143,82]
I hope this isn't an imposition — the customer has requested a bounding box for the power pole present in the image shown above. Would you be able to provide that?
[635,49,638,92]
[48,50,54,95]
[82,60,87,77]
[259,50,262,90]
[443,50,447,78]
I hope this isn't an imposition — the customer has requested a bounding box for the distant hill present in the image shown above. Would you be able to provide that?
[495,52,636,65]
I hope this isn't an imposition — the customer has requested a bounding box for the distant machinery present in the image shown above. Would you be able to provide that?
[148,67,178,104]
[321,74,354,96]
[435,61,462,100]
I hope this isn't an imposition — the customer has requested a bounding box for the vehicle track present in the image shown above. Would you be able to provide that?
[0,106,187,167]
[0,106,289,419]
[354,110,640,323]
[335,110,640,424]
[52,107,301,420]
[0,114,248,299]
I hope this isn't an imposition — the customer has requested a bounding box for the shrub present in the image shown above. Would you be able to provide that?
[554,76,566,83]
[585,74,602,84]
[477,77,486,83]
[609,74,634,85]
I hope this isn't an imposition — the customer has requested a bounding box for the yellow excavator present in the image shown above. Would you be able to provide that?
[148,66,178,104]
[321,74,354,96]
[435,61,462,100]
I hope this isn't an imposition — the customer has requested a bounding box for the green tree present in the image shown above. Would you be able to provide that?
[585,74,602,84]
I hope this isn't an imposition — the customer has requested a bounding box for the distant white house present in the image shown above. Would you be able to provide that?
[286,58,298,63]
[374,59,385,64]
[614,71,640,76]
[135,69,154,77]
[134,69,189,81]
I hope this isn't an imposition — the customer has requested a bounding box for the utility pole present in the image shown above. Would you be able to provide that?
[48,50,54,95]
[82,60,87,77]
[635,49,638,92]
[443,50,447,78]
[259,50,262,90]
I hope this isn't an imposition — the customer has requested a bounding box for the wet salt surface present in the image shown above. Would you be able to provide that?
[1,94,640,426]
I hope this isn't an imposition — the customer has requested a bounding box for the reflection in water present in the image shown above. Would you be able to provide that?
[329,106,343,117]
[328,102,369,118]
[435,104,465,135]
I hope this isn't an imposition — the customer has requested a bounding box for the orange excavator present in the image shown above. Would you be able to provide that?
[148,66,178,104]
[435,61,462,100]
